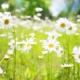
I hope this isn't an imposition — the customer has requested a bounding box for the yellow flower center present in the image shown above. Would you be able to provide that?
[49,44,53,48]
[60,23,65,28]
[27,43,31,47]
[52,36,54,39]
[68,26,72,30]
[60,50,63,54]
[4,19,9,25]
[13,43,15,46]
[78,54,80,58]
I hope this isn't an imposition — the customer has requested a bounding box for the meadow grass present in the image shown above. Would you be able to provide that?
[0,19,80,80]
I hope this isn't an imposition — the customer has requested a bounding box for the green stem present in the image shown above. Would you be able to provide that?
[13,26,16,80]
[0,57,4,64]
[6,60,9,80]
[46,53,50,80]
[73,60,75,80]
[50,53,52,80]
[78,63,79,80]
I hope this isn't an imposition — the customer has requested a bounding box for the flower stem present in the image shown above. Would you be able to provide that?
[13,26,16,80]
[78,63,79,80]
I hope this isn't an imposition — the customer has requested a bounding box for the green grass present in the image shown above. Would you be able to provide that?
[0,21,80,80]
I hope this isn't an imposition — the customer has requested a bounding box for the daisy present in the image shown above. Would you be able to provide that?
[7,49,14,55]
[55,18,69,32]
[41,38,60,53]
[1,13,12,29]
[33,25,41,31]
[56,47,64,57]
[73,46,80,63]
[45,30,61,40]
[35,7,43,12]
[0,67,3,74]
[1,3,9,9]
[60,64,73,68]
[4,54,10,60]
[66,22,77,35]
[21,37,36,52]
[73,53,80,63]
[73,46,80,55]
[8,39,19,50]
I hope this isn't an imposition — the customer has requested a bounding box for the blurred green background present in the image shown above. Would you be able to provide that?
[0,0,80,19]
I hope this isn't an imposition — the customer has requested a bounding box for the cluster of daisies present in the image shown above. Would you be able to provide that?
[0,12,12,29]
[55,18,80,65]
[7,33,36,54]
[0,14,80,71]
[55,18,77,35]
[6,17,80,65]
[40,30,64,58]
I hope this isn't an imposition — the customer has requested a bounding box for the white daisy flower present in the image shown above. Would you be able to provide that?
[1,3,9,9]
[33,25,41,31]
[4,54,10,60]
[35,7,43,12]
[55,18,69,32]
[73,46,80,55]
[73,46,80,63]
[8,39,19,49]
[42,51,48,54]
[38,55,43,59]
[1,14,12,29]
[45,30,61,40]
[73,53,80,63]
[22,37,36,52]
[56,47,64,57]
[0,67,3,74]
[0,12,3,18]
[41,39,60,53]
[66,22,77,35]
[60,64,73,68]
[7,49,14,55]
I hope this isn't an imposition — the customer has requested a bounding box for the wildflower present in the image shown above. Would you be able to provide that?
[22,37,36,52]
[55,18,69,32]
[38,55,43,59]
[35,7,43,12]
[66,22,77,35]
[73,46,80,63]
[8,39,16,49]
[33,25,41,31]
[0,67,3,74]
[60,64,73,68]
[33,15,41,21]
[56,47,64,57]
[7,49,14,55]
[45,30,61,40]
[4,54,9,60]
[41,38,60,53]
[8,39,19,49]
[36,13,42,17]
[1,3,9,9]
[1,13,12,29]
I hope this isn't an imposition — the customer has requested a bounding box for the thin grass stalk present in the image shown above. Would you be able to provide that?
[78,63,79,80]
[13,26,16,80]
[50,53,52,80]
[45,53,49,80]
[73,59,75,80]
[6,60,9,80]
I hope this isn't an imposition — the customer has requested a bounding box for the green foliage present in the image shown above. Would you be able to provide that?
[21,0,52,19]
